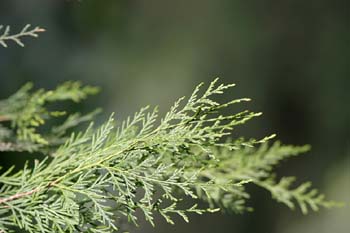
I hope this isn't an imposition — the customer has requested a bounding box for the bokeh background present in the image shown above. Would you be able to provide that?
[0,1,349,232]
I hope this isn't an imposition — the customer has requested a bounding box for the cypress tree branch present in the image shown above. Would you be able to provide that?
[0,188,41,205]
[0,82,100,153]
[0,24,45,48]
[0,79,340,232]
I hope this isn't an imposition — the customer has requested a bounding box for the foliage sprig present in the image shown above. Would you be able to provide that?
[0,25,45,48]
[0,79,339,232]
[0,82,99,152]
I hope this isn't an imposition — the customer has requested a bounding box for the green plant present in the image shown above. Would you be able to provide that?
[0,25,340,233]
[0,25,45,48]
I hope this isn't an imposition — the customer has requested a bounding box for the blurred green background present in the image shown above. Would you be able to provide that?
[0,1,349,232]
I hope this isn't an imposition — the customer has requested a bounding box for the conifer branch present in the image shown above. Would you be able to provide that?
[0,79,339,232]
[0,187,41,205]
[0,82,99,153]
[0,24,45,48]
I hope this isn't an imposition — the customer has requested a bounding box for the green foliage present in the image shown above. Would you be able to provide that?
[0,79,339,233]
[0,82,99,152]
[197,142,339,214]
